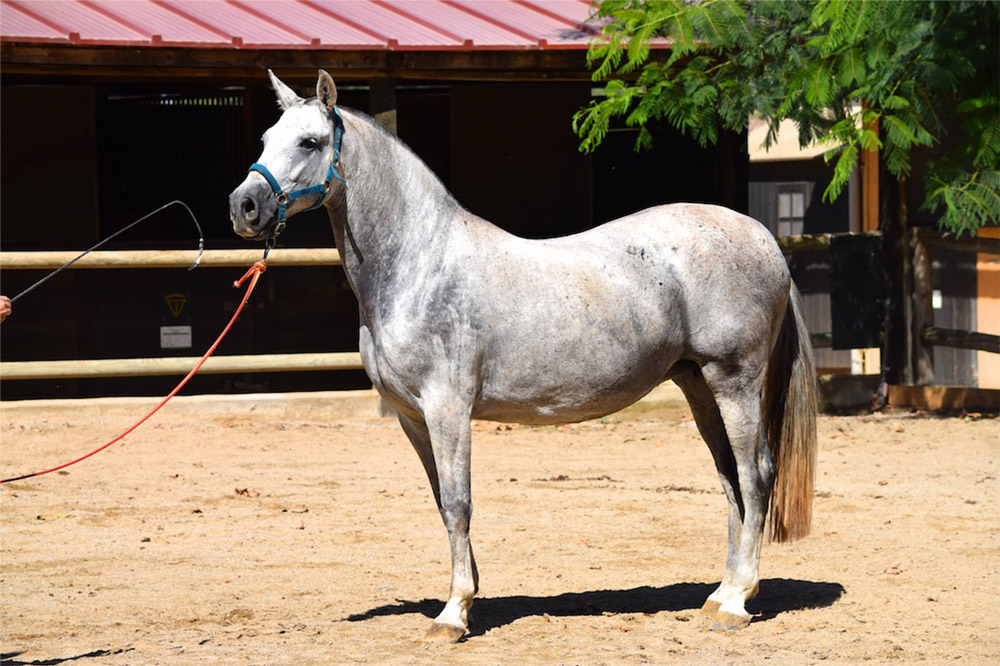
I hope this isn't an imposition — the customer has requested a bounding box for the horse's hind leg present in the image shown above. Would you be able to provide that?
[398,410,478,642]
[677,363,776,629]
[709,363,776,629]
[673,368,744,617]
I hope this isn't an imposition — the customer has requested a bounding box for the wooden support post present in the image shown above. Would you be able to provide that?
[370,77,397,135]
[881,171,909,386]
[858,101,886,386]
[909,229,935,384]
[861,104,880,233]
[898,176,914,385]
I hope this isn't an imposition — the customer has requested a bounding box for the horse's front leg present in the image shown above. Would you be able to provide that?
[399,406,478,642]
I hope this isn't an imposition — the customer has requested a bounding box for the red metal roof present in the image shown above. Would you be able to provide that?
[0,0,600,50]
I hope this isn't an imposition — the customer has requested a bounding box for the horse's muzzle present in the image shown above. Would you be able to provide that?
[229,179,277,241]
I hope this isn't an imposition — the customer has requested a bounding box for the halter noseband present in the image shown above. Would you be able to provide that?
[248,106,346,253]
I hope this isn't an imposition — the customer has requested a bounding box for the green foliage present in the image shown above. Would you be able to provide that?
[924,95,1000,236]
[575,0,1000,235]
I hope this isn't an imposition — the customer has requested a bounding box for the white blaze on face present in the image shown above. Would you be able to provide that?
[254,104,333,192]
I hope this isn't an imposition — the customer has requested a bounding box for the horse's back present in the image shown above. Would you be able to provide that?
[491,202,790,337]
[606,203,791,349]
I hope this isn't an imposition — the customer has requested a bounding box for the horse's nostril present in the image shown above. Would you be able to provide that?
[242,197,257,217]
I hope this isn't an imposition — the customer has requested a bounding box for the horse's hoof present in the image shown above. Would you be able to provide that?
[709,610,751,631]
[423,622,467,643]
[700,599,721,616]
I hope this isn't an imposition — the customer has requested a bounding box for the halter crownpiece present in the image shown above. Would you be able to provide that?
[248,106,346,252]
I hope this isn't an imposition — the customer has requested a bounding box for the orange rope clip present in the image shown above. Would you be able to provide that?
[235,260,267,288]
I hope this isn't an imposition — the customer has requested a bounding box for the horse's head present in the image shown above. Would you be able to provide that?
[229,69,345,241]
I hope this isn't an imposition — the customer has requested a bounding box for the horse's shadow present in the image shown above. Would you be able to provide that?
[342,578,845,637]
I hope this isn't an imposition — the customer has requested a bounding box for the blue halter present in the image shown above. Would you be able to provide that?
[248,106,346,248]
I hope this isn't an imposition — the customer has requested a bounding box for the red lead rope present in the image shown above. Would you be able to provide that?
[1,261,268,485]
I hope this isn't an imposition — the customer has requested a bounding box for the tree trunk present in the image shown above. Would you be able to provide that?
[909,229,935,384]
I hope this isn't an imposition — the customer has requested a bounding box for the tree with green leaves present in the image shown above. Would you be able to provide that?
[574,0,999,236]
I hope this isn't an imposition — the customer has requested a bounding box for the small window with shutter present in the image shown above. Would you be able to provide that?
[777,187,807,237]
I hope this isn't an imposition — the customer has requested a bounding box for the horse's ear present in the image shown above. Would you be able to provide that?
[268,69,301,110]
[317,70,338,113]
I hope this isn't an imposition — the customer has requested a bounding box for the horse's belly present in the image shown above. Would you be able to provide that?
[472,343,681,425]
[472,380,662,425]
[471,260,688,424]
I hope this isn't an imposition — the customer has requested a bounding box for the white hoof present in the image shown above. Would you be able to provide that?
[423,621,467,643]
[709,609,752,631]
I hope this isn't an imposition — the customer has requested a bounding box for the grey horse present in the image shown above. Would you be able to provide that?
[229,70,817,642]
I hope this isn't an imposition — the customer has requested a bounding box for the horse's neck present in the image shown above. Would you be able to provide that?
[326,111,458,312]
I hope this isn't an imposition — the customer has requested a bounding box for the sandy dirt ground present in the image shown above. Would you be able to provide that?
[1,388,998,665]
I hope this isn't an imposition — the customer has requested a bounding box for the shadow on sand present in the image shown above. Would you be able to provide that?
[343,578,845,637]
[0,580,845,662]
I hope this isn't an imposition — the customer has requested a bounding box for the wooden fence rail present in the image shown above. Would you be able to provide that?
[0,352,364,380]
[0,248,352,382]
[911,228,999,256]
[0,248,341,270]
[773,228,997,256]
[921,326,1000,354]
[0,234,996,385]
[775,230,882,253]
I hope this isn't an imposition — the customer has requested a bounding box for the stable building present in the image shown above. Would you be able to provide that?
[0,0,748,400]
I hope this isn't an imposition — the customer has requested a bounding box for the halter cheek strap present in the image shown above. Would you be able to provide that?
[248,106,346,250]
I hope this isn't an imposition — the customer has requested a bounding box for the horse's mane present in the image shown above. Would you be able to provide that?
[336,104,460,210]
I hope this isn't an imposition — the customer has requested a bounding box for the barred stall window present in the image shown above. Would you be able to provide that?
[96,91,247,246]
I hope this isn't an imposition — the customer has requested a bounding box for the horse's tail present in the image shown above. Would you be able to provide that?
[763,282,818,543]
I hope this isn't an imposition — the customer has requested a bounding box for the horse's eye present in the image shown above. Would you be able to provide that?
[300,137,319,151]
